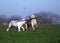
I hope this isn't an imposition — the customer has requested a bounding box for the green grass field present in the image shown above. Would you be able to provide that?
[0,24,60,43]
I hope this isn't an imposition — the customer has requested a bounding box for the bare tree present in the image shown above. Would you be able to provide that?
[0,15,7,24]
[0,14,22,24]
[33,12,60,24]
[7,15,22,23]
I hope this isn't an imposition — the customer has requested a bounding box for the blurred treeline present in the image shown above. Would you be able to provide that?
[0,12,60,24]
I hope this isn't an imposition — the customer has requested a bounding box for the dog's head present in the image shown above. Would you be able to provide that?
[30,14,36,19]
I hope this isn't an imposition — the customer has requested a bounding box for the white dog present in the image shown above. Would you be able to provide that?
[7,19,27,32]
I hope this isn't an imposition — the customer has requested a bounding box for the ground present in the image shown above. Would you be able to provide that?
[0,24,60,43]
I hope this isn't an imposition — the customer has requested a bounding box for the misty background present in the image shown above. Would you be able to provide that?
[0,0,60,24]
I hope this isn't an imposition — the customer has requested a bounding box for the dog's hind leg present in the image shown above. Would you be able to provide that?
[21,26,25,31]
[31,23,35,30]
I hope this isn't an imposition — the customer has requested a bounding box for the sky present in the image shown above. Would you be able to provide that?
[0,0,60,18]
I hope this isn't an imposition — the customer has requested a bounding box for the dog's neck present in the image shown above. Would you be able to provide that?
[30,18,36,20]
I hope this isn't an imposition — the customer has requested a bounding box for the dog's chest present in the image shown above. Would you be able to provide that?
[31,19,36,24]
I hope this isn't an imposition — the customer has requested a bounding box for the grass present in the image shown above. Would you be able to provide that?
[0,24,60,43]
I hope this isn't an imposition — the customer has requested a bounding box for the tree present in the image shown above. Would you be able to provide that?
[32,12,60,24]
[0,15,7,24]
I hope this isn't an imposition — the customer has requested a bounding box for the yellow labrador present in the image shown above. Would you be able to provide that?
[30,14,37,30]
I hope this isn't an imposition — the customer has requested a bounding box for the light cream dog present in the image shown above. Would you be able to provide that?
[30,14,37,30]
